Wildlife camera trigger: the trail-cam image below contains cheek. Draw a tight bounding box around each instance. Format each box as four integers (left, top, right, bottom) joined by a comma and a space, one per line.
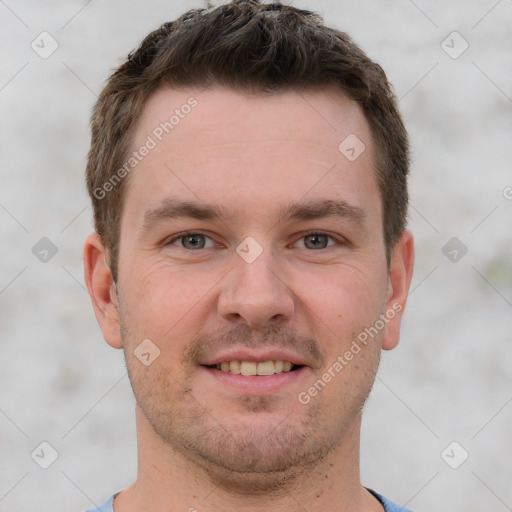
291, 267, 388, 377
295, 264, 387, 334
121, 260, 220, 344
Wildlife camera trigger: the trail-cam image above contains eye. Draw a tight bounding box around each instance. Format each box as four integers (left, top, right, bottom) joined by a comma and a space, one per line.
168, 233, 217, 250
294, 232, 339, 250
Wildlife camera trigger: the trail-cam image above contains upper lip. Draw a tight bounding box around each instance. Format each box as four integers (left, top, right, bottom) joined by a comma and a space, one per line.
200, 348, 312, 368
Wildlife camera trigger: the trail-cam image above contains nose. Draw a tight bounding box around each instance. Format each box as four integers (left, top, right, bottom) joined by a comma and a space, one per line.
217, 249, 295, 330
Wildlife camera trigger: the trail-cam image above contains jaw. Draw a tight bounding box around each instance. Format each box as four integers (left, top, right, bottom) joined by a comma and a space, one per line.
134, 399, 364, 500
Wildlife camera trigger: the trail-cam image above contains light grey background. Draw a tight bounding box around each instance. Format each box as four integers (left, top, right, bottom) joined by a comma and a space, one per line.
1, 1, 511, 511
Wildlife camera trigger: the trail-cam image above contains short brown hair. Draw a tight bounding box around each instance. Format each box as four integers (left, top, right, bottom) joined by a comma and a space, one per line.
86, 0, 409, 283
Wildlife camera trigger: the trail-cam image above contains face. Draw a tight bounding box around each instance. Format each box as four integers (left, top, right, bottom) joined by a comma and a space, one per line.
95, 87, 409, 487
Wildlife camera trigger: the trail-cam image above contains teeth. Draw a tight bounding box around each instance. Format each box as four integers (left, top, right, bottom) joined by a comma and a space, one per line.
214, 360, 297, 375
240, 361, 257, 376
256, 361, 275, 376
230, 360, 241, 374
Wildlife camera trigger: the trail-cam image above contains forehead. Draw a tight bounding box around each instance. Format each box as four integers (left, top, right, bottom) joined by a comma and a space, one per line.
124, 86, 379, 227
134, 85, 371, 154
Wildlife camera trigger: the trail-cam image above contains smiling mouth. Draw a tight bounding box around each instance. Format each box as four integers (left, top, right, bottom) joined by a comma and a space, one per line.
204, 360, 303, 376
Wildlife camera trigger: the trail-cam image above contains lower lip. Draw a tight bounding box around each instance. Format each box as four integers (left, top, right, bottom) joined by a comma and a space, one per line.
199, 366, 309, 394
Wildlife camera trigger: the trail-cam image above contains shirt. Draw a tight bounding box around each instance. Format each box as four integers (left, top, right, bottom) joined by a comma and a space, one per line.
84, 489, 414, 512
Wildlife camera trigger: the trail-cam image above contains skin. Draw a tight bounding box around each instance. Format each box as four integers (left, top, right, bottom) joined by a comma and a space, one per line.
84, 86, 414, 512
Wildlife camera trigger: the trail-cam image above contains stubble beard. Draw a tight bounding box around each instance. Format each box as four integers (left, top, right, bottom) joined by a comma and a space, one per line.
119, 313, 381, 494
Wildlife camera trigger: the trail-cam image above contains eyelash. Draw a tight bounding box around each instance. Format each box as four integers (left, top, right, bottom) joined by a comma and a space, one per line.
165, 231, 219, 249
165, 231, 345, 250
292, 230, 343, 249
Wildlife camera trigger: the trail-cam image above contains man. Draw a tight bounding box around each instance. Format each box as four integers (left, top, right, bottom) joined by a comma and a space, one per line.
83, 1, 415, 511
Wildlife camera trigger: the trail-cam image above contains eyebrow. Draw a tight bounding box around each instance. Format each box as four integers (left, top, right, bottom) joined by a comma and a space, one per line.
142, 198, 230, 230
277, 199, 366, 225
141, 197, 366, 231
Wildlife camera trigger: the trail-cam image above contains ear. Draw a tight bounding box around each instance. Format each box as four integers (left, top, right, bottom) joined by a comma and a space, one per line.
381, 229, 415, 351
83, 232, 123, 349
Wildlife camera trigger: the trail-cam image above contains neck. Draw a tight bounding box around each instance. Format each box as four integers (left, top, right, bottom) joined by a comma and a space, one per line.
113, 406, 383, 512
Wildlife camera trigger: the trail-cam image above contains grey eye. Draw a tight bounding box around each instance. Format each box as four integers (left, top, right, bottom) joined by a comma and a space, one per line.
181, 234, 206, 249
303, 234, 329, 249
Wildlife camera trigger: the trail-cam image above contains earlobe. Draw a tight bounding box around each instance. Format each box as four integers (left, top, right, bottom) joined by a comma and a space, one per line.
83, 233, 123, 349
381, 230, 415, 351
